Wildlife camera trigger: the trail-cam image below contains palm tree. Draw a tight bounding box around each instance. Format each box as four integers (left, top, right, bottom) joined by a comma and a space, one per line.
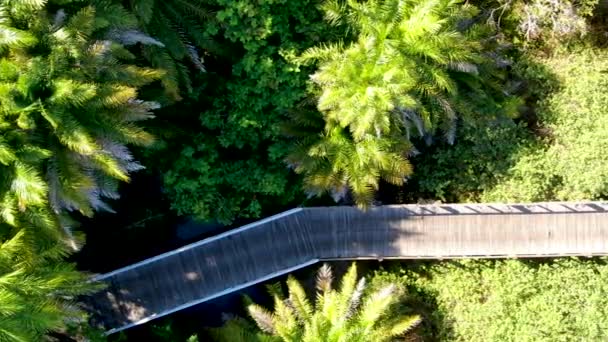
287, 122, 413, 205
290, 0, 515, 206
0, 230, 100, 341
124, 0, 217, 101
0, 0, 161, 245
0, 3, 141, 338
304, 0, 502, 142
211, 263, 421, 342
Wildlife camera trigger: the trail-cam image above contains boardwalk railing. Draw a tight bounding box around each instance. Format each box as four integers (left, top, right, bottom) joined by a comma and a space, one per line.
86, 202, 608, 334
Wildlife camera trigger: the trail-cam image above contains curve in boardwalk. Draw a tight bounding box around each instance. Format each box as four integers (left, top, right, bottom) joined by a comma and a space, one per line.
87, 202, 608, 334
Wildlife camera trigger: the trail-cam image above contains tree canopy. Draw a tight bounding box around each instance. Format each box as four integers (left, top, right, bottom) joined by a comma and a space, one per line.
158, 0, 336, 223
0, 231, 99, 341
288, 0, 519, 205
211, 263, 421, 342
0, 0, 161, 243
0, 0, 607, 339
0, 0, 159, 338
122, 0, 214, 102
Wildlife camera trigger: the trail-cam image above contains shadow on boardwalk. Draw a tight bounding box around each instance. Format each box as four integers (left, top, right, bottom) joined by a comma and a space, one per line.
84, 202, 608, 334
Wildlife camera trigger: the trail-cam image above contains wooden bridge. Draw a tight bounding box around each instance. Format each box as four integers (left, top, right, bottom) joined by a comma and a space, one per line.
86, 201, 608, 334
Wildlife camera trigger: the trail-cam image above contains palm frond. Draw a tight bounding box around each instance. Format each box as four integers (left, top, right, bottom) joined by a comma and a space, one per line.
316, 263, 333, 294
286, 276, 313, 321
248, 304, 276, 335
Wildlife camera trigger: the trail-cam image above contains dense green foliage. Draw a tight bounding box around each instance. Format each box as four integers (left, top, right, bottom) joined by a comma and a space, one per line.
288, 0, 518, 205
413, 118, 532, 202
0, 231, 99, 341
373, 258, 608, 341
137, 0, 608, 221
123, 0, 213, 101
417, 48, 608, 202
0, 0, 160, 242
211, 263, 420, 342
1, 0, 607, 339
482, 49, 608, 201
0, 0, 158, 339
158, 0, 335, 223
506, 0, 598, 46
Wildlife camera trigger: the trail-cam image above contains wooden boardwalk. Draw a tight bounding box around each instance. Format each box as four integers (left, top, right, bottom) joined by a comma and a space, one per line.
86, 202, 608, 334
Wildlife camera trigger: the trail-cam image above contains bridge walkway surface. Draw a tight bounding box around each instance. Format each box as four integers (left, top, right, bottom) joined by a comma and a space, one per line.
85, 202, 608, 334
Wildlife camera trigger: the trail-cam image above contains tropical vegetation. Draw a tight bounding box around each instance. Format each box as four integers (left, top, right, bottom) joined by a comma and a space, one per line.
0, 230, 99, 341
0, 0, 156, 338
121, 0, 212, 102
0, 0, 160, 242
415, 45, 608, 203
373, 258, 608, 341
289, 0, 519, 205
0, 0, 606, 339
210, 263, 421, 342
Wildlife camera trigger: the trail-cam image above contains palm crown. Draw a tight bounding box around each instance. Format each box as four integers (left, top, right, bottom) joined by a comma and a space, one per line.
212, 263, 421, 342
289, 0, 514, 205
304, 0, 490, 142
0, 0, 161, 245
0, 230, 99, 341
286, 114, 413, 206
